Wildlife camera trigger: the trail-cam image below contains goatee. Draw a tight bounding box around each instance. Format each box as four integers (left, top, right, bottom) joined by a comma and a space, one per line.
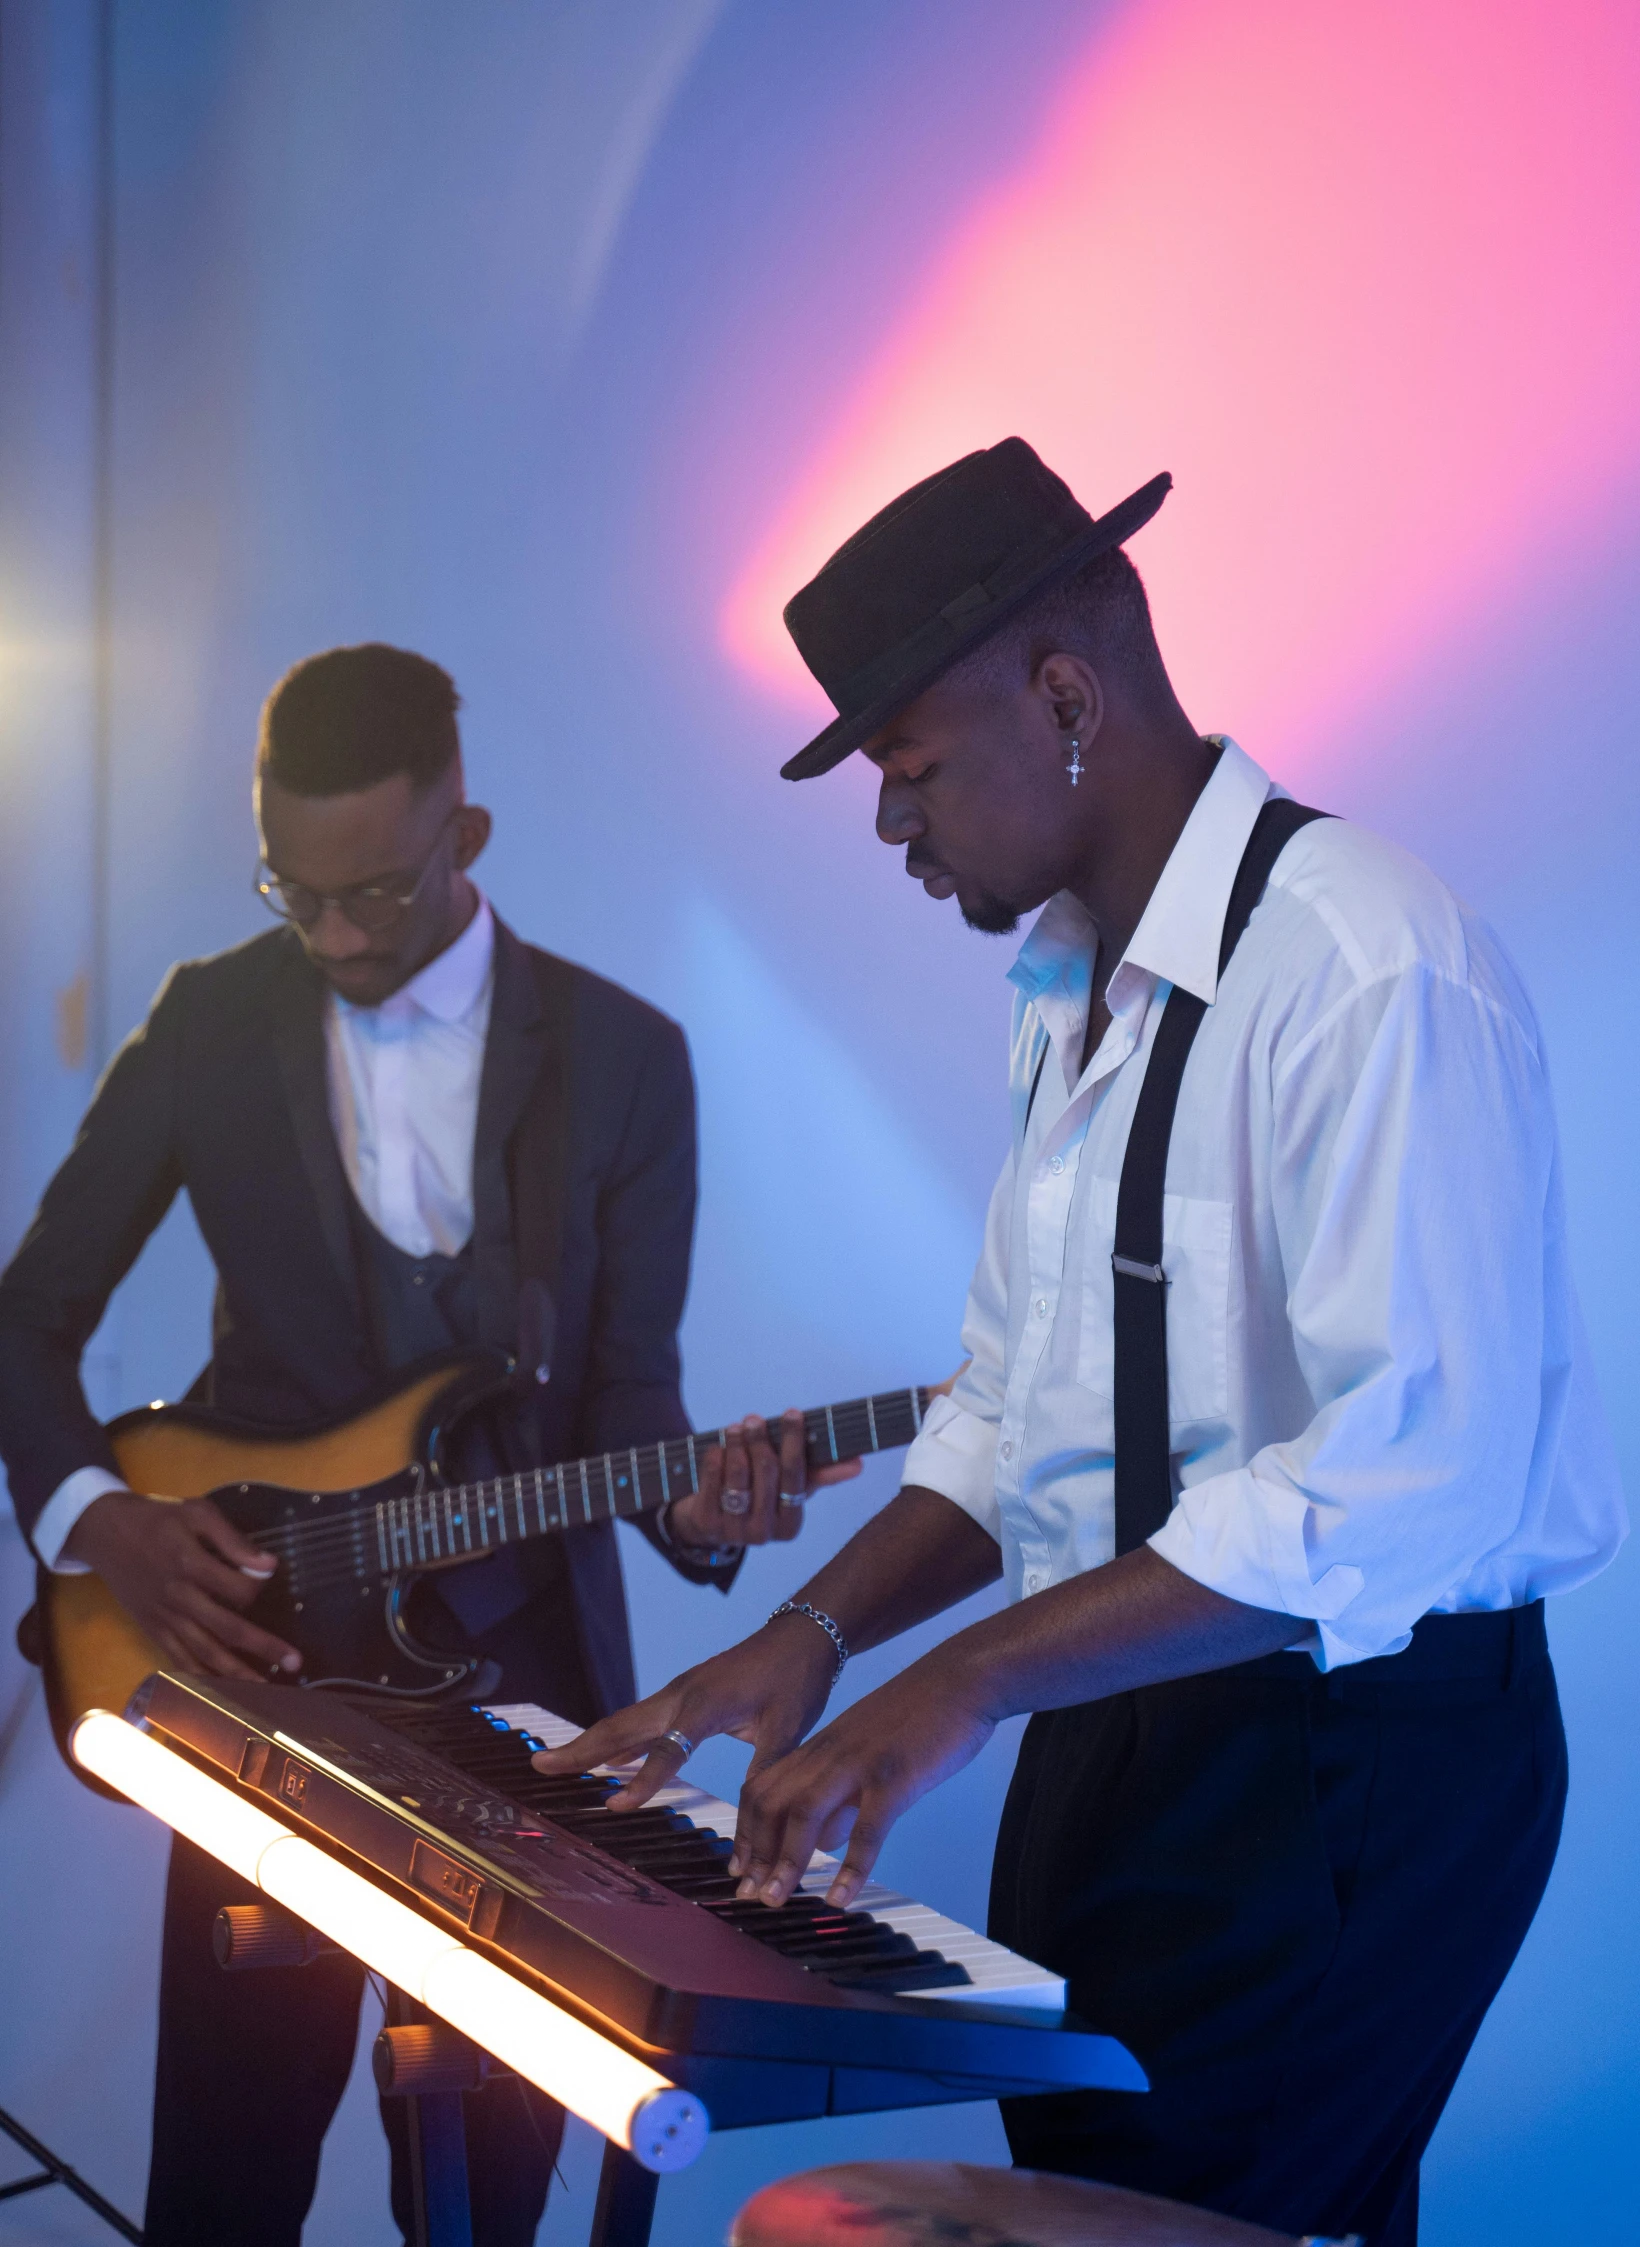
961, 894, 1021, 937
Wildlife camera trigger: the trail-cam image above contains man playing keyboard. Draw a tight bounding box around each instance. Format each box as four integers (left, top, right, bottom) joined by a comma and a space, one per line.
536, 441, 1625, 2246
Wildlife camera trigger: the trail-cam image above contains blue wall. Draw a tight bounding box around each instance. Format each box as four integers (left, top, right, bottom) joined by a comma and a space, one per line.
0, 4, 1633, 2240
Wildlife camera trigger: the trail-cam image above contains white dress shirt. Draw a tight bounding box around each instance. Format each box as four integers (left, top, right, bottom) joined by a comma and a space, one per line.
32, 897, 496, 1572
901, 740, 1625, 1668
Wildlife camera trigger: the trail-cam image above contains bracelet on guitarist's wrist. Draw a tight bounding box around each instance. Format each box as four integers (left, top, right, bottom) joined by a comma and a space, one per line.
769, 1599, 849, 1684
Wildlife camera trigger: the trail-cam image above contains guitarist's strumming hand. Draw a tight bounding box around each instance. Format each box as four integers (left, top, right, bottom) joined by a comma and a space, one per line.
665, 1409, 861, 1549
63, 1491, 303, 1680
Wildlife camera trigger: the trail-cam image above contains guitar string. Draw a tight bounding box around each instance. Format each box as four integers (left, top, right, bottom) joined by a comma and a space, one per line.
252, 1396, 920, 1583
259, 1419, 915, 1600
243, 1394, 916, 1565
245, 1393, 928, 1594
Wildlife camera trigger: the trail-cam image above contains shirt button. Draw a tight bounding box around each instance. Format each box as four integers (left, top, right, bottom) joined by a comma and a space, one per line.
1049, 1155, 1065, 1175
999, 1439, 1014, 1462
1034, 1297, 1049, 1317
1025, 1571, 1045, 1595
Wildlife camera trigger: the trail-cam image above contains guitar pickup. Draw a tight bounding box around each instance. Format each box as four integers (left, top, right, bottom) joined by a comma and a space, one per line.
410, 1838, 502, 1937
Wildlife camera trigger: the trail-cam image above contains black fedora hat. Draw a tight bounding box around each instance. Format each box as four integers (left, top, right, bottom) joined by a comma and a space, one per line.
780, 438, 1171, 782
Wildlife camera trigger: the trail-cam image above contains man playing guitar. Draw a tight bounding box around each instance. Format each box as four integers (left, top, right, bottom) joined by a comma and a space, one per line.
0, 642, 845, 2246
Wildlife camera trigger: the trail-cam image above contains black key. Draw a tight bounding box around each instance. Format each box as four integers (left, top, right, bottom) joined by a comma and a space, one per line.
827, 1955, 973, 1993
776, 1931, 918, 1965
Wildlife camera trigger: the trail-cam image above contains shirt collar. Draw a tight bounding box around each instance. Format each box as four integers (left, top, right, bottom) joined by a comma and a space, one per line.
342, 892, 495, 1025
1008, 738, 1275, 1012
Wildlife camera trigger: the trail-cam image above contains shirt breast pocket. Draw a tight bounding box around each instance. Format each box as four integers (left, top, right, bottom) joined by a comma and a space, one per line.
1075, 1176, 1234, 1428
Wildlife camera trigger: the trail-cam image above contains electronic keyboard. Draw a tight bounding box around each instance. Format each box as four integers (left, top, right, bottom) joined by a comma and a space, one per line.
134, 1672, 1143, 2128
488, 1700, 1070, 2014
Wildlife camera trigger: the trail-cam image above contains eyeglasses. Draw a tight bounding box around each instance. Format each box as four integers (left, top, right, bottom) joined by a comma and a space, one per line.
255, 814, 456, 933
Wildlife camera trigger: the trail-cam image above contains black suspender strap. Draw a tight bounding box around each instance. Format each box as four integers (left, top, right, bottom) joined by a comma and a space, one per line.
1112, 798, 1330, 1556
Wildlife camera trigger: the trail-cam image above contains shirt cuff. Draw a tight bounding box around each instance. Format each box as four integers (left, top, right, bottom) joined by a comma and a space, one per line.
31, 1467, 129, 1574
902, 1395, 1003, 1543
1148, 1463, 1382, 1670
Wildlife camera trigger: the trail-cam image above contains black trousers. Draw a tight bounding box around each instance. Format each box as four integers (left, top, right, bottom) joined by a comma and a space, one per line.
143, 1592, 600, 2247
990, 1605, 1566, 2247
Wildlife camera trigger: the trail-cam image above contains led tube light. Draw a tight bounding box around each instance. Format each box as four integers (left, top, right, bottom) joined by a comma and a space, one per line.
70, 1711, 709, 2173
421, 1946, 707, 2171
72, 1708, 291, 1879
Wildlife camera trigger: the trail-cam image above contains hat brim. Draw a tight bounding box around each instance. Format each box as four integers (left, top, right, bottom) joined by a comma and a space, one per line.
779, 471, 1172, 782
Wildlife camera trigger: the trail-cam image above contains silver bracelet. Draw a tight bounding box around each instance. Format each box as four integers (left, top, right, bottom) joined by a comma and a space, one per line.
769, 1599, 849, 1683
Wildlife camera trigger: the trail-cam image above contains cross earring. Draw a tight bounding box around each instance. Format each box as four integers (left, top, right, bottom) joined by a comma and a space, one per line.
1068, 737, 1083, 786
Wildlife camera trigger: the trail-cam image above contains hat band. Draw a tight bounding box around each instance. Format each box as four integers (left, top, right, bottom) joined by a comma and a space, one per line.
822, 512, 1094, 721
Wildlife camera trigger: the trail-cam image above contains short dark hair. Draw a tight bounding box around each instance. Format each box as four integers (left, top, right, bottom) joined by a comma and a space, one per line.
945, 547, 1167, 703
257, 643, 462, 796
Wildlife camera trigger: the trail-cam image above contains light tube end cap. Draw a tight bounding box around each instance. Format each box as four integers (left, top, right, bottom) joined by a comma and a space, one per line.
629, 2087, 708, 2172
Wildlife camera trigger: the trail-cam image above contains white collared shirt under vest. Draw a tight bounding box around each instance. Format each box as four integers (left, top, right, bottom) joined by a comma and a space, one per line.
900, 738, 1625, 1667
34, 896, 498, 1573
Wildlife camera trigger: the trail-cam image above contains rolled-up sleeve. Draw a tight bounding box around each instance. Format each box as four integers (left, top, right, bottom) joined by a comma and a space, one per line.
1150, 963, 1617, 1666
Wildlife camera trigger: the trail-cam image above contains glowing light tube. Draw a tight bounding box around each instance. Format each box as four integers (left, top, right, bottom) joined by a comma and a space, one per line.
72, 1708, 291, 1880
421, 1947, 707, 2171
70, 1712, 709, 2172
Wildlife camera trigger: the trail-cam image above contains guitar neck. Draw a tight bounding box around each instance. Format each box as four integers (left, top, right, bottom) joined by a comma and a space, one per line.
383, 1387, 934, 1571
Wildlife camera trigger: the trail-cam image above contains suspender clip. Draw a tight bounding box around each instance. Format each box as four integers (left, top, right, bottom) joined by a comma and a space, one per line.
1112, 1254, 1167, 1284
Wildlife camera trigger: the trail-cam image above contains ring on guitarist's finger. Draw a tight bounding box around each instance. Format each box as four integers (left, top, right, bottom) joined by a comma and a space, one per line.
722, 1488, 751, 1515
658, 1729, 694, 1762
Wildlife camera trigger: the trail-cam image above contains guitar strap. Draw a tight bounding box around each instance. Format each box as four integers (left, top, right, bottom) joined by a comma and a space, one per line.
1112, 797, 1329, 1555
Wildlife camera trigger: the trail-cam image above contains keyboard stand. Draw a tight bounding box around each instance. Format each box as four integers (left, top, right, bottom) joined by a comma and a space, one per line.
385, 1987, 475, 2247
591, 2143, 661, 2247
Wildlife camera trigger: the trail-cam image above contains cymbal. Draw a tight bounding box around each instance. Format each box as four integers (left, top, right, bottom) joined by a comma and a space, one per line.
731, 2161, 1307, 2247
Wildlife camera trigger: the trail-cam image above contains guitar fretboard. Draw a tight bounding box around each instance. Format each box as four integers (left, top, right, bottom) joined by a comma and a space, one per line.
285, 1387, 932, 1585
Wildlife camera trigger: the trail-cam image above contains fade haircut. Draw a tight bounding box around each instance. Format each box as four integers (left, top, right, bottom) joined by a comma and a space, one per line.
943, 546, 1167, 706
257, 643, 462, 797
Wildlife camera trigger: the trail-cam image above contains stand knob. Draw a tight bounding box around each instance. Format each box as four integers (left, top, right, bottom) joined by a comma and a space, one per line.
212, 1903, 336, 1971
373, 2023, 511, 2098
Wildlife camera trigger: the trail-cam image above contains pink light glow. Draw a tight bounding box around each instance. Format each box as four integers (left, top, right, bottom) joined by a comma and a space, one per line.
722, 0, 1640, 772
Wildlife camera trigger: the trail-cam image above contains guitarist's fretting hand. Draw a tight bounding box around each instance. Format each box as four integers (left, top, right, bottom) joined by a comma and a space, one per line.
666, 1410, 861, 1549
63, 1491, 302, 1680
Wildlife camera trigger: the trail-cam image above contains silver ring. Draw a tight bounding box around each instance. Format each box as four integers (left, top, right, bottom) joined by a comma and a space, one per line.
721, 1487, 751, 1515
659, 1729, 694, 1761
778, 1489, 804, 1508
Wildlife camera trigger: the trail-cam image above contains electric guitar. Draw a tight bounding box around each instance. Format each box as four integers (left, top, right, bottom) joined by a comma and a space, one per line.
32, 1350, 934, 1769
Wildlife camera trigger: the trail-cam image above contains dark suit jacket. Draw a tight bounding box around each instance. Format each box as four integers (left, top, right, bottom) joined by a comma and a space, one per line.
0, 914, 727, 1719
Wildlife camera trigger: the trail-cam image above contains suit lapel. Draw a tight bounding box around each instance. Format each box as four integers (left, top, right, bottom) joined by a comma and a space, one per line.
269, 936, 363, 1318
472, 918, 556, 1354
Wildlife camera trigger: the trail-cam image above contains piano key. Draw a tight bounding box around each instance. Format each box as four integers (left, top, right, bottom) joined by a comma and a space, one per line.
486, 1701, 1067, 2014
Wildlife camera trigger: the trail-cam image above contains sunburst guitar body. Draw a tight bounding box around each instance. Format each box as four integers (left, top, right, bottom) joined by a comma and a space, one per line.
34, 1352, 505, 1775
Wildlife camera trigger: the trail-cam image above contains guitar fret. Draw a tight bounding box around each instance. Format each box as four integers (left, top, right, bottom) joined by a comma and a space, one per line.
629, 1447, 641, 1513
658, 1440, 671, 1504
603, 1454, 615, 1518
866, 1395, 878, 1450
375, 1503, 389, 1575
825, 1404, 838, 1463
441, 1488, 455, 1556
685, 1433, 698, 1494
533, 1467, 547, 1534
513, 1474, 525, 1540
578, 1458, 591, 1524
